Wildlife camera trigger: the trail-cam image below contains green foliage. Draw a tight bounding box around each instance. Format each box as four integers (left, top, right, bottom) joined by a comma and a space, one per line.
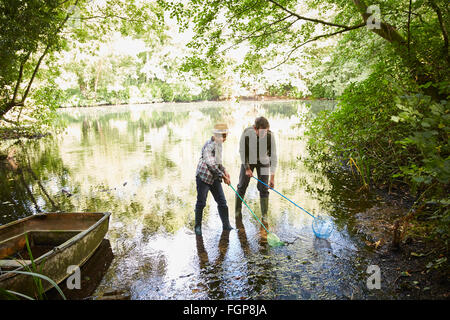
306, 68, 449, 238
307, 68, 398, 177
307, 83, 335, 100
160, 0, 449, 100
0, 0, 78, 118
0, 234, 66, 300
0, 0, 168, 131
392, 92, 450, 189
267, 82, 304, 99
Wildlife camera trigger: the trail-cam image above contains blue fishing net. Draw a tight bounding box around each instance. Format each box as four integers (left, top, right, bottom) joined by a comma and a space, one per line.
312, 216, 334, 239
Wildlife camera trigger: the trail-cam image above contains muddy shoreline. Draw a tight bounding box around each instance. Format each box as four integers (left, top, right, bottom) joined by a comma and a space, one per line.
349, 184, 449, 299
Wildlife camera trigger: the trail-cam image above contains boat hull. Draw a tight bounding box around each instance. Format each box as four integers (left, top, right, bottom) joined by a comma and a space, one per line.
0, 212, 110, 298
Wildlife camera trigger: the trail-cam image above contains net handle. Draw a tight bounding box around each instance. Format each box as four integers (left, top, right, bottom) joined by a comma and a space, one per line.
228, 184, 270, 234
251, 176, 316, 219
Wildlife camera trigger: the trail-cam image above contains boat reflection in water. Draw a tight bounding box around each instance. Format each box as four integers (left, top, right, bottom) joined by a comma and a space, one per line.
46, 239, 114, 300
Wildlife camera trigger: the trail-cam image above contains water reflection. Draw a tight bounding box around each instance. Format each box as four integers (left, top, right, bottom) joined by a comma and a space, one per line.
0, 100, 395, 299
46, 239, 114, 300
195, 231, 231, 299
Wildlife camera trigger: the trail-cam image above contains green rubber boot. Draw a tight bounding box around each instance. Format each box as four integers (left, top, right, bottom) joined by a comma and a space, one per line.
194, 210, 203, 236
218, 206, 233, 231
260, 197, 269, 218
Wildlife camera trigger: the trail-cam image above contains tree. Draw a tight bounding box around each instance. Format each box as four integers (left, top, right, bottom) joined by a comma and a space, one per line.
0, 0, 80, 120
0, 0, 163, 122
161, 0, 449, 99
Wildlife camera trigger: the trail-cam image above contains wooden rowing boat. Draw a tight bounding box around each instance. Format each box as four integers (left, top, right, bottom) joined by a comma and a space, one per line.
0, 212, 110, 297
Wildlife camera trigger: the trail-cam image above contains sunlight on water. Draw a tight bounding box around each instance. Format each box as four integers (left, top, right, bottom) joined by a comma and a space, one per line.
0, 100, 396, 299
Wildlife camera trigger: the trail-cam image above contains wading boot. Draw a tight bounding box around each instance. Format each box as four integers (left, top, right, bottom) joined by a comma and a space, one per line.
194, 210, 203, 236
260, 197, 269, 219
218, 206, 233, 231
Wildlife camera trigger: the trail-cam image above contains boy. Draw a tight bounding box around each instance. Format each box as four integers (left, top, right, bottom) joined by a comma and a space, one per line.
194, 123, 233, 236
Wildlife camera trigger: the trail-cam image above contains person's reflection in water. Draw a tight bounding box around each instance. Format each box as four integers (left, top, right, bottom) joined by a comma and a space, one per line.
194, 230, 230, 299
259, 216, 269, 249
235, 212, 251, 256
217, 229, 230, 261
235, 211, 275, 299
235, 207, 270, 253
257, 215, 278, 298
195, 234, 210, 270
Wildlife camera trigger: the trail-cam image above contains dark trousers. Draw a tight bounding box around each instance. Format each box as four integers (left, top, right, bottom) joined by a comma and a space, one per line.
237, 164, 270, 199
195, 176, 228, 212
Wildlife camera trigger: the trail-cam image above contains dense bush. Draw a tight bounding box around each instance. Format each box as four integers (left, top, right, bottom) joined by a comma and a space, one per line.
307, 82, 336, 100
266, 82, 304, 99
306, 68, 449, 239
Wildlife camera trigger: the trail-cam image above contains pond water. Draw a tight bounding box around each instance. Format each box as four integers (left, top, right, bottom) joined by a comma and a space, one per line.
0, 100, 397, 299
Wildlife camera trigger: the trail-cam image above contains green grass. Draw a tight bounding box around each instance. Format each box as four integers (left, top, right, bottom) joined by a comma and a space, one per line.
0, 233, 66, 300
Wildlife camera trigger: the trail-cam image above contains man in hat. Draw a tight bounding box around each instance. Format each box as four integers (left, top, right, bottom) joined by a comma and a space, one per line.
194, 123, 233, 236
236, 116, 277, 219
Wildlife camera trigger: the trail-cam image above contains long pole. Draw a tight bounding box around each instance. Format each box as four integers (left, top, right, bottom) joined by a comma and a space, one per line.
252, 176, 316, 219
228, 184, 270, 234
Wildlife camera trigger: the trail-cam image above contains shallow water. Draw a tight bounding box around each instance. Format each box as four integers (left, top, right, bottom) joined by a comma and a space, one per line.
0, 100, 397, 299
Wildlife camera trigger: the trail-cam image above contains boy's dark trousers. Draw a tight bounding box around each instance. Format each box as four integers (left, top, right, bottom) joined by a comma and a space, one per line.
235, 164, 270, 217
194, 175, 232, 235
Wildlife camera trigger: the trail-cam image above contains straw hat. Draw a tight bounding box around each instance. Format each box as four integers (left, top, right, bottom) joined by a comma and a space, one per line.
213, 123, 229, 134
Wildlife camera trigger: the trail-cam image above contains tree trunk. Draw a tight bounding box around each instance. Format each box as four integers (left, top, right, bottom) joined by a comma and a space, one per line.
1, 0, 79, 120
352, 0, 443, 100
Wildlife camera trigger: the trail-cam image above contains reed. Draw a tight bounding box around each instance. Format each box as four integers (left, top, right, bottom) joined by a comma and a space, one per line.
0, 233, 66, 300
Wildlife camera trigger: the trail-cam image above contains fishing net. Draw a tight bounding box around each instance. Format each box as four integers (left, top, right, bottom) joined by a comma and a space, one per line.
312, 216, 334, 239
229, 184, 285, 247
267, 232, 285, 247
251, 176, 335, 240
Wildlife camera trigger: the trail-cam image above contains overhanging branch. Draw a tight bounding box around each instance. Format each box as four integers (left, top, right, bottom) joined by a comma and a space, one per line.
266, 23, 366, 70
267, 0, 359, 30
352, 0, 406, 45
219, 14, 298, 53
11, 52, 31, 104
